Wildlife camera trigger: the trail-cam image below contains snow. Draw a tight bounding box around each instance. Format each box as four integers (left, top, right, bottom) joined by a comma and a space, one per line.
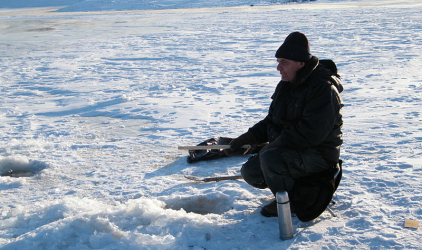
0, 0, 421, 249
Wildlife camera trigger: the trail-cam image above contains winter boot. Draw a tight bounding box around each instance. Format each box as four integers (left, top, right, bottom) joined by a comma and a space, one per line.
260, 199, 296, 217
260, 200, 278, 217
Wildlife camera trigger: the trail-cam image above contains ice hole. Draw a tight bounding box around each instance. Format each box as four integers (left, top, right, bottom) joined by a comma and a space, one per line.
0, 156, 47, 177
165, 195, 232, 215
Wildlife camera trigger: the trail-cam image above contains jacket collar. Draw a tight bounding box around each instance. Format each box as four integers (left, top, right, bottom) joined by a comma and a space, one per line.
292, 56, 319, 85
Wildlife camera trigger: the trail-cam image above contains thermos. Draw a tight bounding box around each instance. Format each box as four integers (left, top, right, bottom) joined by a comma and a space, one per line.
276, 191, 294, 240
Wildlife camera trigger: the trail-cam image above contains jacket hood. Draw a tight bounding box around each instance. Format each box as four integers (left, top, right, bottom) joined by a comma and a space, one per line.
293, 56, 343, 93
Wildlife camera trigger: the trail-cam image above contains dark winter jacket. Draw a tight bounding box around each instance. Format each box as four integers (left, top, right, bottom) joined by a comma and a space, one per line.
240, 56, 343, 164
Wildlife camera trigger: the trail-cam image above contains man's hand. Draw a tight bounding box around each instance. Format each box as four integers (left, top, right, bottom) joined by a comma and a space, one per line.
224, 139, 244, 156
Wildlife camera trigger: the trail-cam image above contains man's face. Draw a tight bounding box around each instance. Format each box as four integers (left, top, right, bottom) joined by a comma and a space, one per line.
277, 58, 305, 82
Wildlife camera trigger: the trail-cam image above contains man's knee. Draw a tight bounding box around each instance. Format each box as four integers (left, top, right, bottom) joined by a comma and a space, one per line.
259, 148, 297, 194
241, 155, 267, 189
259, 148, 290, 175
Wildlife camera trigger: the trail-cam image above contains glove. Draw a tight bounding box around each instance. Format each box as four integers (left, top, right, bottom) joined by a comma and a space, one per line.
224, 131, 258, 156
224, 138, 244, 156
230, 138, 244, 151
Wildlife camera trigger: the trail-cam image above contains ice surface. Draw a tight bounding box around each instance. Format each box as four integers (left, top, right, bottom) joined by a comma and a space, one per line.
0, 0, 421, 249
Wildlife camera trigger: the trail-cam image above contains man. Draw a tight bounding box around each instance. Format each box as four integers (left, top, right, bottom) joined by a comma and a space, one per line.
225, 32, 343, 219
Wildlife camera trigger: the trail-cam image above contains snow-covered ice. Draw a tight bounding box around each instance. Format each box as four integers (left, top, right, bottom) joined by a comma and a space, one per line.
0, 0, 421, 249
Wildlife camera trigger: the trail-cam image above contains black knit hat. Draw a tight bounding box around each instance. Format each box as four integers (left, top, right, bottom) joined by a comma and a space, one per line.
275, 32, 312, 62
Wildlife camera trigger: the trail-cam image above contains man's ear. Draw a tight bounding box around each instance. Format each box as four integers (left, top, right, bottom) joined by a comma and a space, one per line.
299, 61, 305, 69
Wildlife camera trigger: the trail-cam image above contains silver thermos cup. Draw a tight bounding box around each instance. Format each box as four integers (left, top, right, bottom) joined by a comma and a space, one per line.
276, 191, 294, 240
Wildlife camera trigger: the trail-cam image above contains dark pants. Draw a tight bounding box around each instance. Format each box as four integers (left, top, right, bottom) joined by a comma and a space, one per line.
241, 147, 331, 196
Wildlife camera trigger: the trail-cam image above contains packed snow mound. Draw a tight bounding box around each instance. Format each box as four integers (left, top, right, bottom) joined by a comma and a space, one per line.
1, 197, 215, 250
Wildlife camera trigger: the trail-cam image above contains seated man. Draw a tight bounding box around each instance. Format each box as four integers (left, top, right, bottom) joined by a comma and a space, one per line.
225, 32, 344, 219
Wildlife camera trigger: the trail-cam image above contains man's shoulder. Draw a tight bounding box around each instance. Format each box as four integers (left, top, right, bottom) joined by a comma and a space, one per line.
307, 60, 343, 92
